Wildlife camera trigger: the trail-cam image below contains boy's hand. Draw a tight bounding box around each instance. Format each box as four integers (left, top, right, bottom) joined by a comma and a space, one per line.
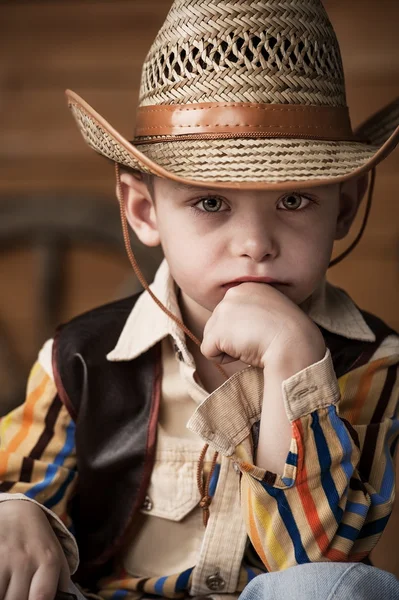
201, 282, 325, 370
0, 500, 70, 600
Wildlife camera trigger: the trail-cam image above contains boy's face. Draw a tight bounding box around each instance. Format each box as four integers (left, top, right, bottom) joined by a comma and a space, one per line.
122, 174, 362, 320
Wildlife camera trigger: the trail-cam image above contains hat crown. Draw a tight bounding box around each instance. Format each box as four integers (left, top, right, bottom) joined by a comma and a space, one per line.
139, 0, 346, 108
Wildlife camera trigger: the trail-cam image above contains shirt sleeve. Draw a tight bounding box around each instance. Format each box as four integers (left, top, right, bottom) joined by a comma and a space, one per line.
187, 341, 399, 571
0, 344, 79, 574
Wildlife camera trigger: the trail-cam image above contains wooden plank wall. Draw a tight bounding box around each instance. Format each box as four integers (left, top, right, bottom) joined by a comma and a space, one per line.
0, 0, 398, 575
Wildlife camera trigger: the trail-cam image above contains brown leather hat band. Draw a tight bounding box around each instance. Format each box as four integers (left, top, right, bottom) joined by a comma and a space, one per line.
133, 102, 355, 142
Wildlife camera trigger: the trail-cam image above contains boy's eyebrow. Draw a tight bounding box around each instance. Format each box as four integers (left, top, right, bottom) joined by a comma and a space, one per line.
170, 182, 314, 196
170, 181, 220, 193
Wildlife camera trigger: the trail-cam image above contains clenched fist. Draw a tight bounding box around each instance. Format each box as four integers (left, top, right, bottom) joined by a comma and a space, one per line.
201, 282, 325, 370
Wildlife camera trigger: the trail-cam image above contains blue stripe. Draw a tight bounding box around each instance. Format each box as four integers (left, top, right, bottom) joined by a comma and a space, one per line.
282, 477, 294, 486
286, 451, 298, 466
337, 522, 359, 541
25, 420, 76, 500
175, 566, 193, 591
311, 410, 343, 524
154, 576, 167, 595
345, 501, 368, 518
245, 566, 258, 582
261, 484, 310, 564
208, 463, 220, 497
327, 405, 356, 481
111, 591, 129, 599
44, 468, 76, 509
358, 514, 391, 539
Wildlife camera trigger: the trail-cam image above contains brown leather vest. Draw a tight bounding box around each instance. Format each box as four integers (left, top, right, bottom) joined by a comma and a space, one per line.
52, 293, 395, 587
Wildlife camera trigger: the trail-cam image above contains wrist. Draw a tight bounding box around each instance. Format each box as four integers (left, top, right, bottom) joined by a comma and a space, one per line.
263, 320, 326, 378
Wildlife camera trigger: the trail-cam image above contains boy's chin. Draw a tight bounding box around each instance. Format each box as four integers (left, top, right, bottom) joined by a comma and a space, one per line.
178, 290, 216, 315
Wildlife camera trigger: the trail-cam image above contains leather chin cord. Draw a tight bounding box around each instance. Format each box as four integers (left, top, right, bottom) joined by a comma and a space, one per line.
329, 167, 376, 268
114, 162, 376, 526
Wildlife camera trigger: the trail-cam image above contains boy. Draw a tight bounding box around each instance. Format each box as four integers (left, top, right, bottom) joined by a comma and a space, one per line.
1, 0, 399, 599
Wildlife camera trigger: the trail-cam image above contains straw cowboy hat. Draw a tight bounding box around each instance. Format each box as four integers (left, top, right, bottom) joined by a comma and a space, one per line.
66, 0, 399, 191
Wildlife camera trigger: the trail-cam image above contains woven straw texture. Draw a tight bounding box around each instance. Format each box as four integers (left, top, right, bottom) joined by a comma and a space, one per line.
71, 102, 378, 183
68, 0, 398, 186
140, 0, 346, 108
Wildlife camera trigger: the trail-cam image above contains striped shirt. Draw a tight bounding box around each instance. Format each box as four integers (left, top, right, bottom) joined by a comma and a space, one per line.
1, 260, 398, 599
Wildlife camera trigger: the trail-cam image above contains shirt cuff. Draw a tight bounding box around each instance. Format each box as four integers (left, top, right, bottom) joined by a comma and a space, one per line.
187, 348, 339, 455
0, 493, 79, 574
282, 347, 340, 421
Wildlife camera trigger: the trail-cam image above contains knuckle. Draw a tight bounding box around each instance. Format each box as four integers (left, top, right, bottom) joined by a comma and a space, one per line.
200, 342, 211, 358
40, 547, 61, 569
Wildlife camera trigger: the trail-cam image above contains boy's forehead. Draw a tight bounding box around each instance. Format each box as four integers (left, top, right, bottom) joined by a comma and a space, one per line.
162, 178, 338, 197
164, 179, 222, 194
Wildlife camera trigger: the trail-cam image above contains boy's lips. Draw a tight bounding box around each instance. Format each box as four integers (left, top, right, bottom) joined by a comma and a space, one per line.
222, 276, 288, 289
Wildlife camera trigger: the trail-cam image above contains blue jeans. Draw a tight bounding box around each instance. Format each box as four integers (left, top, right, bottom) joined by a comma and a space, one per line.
67, 563, 399, 599
238, 562, 399, 600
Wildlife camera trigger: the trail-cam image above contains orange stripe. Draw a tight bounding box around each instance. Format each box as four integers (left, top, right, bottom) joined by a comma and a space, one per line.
326, 548, 352, 562
350, 358, 386, 423
246, 485, 272, 572
295, 420, 363, 562
0, 372, 49, 474
294, 420, 332, 556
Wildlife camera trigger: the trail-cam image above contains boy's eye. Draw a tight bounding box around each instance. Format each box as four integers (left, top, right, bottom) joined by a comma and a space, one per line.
195, 197, 225, 212
278, 193, 311, 210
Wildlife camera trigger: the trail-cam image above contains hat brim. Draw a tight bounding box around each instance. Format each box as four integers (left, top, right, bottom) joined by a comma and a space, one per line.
66, 89, 399, 191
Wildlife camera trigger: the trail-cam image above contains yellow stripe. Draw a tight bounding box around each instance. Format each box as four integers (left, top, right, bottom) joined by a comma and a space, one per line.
0, 363, 42, 438
0, 366, 50, 474
245, 477, 289, 571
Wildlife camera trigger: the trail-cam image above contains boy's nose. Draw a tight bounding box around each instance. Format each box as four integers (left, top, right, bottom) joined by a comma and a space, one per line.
232, 226, 278, 262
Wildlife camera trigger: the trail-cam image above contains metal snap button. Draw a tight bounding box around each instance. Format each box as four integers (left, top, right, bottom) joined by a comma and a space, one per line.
142, 495, 153, 511
206, 571, 225, 591
233, 462, 240, 474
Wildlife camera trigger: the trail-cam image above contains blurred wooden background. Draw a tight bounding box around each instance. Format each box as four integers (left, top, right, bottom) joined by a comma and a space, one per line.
0, 0, 398, 576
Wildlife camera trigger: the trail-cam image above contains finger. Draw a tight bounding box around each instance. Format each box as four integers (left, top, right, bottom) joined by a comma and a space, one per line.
201, 335, 237, 363
0, 570, 11, 600
28, 562, 60, 600
4, 569, 31, 600
201, 333, 221, 360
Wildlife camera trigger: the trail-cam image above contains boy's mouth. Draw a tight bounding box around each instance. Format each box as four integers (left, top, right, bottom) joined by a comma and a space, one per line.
222, 276, 288, 290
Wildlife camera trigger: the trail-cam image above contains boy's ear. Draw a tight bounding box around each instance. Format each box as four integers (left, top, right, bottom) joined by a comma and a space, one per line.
335, 174, 369, 240
117, 171, 161, 247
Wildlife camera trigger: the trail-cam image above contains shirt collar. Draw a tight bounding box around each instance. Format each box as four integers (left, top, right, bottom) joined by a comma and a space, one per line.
107, 259, 375, 363
107, 259, 195, 364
